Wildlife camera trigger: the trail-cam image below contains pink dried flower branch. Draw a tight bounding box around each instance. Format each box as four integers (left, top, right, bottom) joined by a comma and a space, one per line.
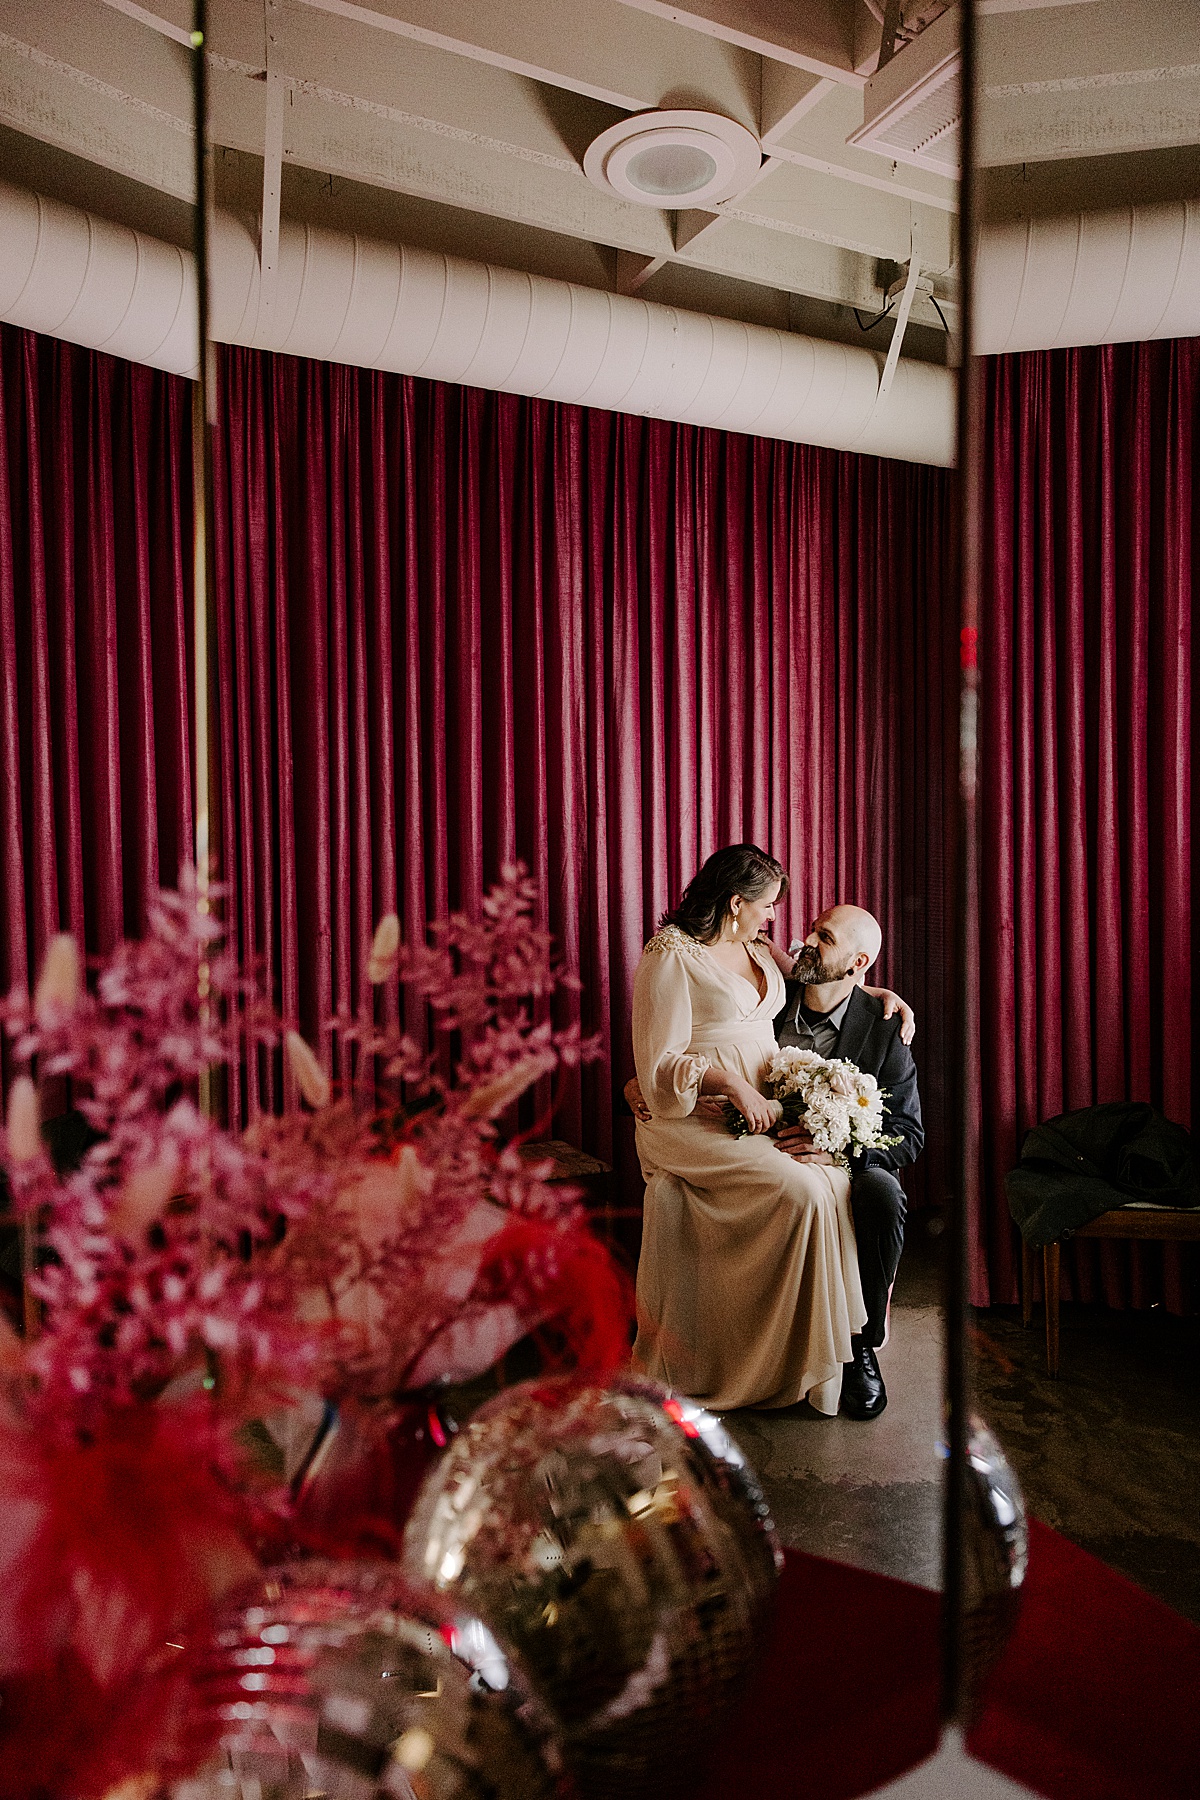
0, 875, 324, 1432
0, 860, 615, 1427
271, 862, 612, 1395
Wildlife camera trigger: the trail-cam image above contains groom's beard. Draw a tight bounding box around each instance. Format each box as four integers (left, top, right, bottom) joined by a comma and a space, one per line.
792, 945, 856, 986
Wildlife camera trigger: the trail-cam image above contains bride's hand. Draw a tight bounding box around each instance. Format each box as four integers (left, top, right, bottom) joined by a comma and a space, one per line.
728, 1079, 779, 1135
863, 984, 916, 1045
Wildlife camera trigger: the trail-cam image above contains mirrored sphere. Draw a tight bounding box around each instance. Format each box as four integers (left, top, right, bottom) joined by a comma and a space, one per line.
170, 1560, 566, 1800
402, 1375, 781, 1799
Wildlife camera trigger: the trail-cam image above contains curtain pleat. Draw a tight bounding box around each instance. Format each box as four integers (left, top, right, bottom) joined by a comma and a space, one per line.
979, 341, 1199, 1308
0, 324, 192, 1046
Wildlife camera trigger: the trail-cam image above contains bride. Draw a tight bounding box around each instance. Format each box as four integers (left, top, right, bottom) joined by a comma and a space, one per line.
631, 843, 866, 1414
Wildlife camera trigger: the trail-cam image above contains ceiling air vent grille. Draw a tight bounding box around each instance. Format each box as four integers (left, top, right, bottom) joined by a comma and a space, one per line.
847, 5, 961, 179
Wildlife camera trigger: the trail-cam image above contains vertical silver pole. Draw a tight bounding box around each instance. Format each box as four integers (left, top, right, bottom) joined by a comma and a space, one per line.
943, 0, 980, 1728
191, 0, 217, 1118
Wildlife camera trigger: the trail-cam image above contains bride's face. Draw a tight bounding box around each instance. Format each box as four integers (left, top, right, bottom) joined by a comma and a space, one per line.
729, 879, 781, 941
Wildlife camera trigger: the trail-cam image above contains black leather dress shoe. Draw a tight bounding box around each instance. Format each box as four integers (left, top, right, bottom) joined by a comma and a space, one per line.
841, 1337, 887, 1419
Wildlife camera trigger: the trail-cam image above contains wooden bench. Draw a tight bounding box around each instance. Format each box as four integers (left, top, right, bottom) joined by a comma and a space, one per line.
1022, 1207, 1200, 1377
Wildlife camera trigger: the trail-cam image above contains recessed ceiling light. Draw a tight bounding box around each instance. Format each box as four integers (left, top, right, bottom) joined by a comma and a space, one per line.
584, 111, 761, 209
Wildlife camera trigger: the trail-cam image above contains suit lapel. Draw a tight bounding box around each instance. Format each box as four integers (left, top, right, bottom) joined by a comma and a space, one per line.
835, 987, 874, 1068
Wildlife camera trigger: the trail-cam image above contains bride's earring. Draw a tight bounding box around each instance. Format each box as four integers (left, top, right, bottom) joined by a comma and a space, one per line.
730, 916, 739, 937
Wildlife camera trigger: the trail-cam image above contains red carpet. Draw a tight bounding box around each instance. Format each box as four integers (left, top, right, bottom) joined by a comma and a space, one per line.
699, 1520, 1200, 1799
968, 1521, 1200, 1799
698, 1550, 942, 1798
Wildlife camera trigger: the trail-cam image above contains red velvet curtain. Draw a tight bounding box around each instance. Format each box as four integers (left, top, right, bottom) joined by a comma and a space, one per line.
0, 325, 956, 1220
978, 340, 1199, 1308
0, 324, 193, 1036
209, 348, 958, 1209
12, 322, 1195, 1302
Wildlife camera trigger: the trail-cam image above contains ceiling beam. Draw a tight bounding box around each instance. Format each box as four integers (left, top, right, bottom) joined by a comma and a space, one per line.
297, 0, 761, 124
761, 67, 836, 140
613, 0, 863, 83
97, 0, 190, 45
615, 249, 666, 292
259, 0, 285, 331
0, 0, 192, 195
978, 0, 1200, 164
718, 158, 955, 267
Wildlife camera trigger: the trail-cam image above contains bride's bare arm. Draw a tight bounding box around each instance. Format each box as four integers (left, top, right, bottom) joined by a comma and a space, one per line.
759, 934, 915, 1046
762, 935, 795, 976
699, 1066, 776, 1134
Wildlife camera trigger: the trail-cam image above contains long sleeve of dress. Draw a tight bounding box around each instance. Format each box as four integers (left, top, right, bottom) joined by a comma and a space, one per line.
632, 944, 710, 1118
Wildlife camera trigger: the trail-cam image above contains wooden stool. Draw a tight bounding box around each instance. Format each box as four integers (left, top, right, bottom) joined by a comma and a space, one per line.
1022, 1207, 1200, 1376
515, 1139, 628, 1243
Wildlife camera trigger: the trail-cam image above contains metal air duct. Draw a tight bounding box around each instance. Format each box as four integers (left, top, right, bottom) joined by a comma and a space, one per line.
974, 200, 1200, 355
0, 179, 955, 468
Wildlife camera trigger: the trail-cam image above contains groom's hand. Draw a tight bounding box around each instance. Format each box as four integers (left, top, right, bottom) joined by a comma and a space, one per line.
623, 1076, 653, 1123
775, 1122, 838, 1167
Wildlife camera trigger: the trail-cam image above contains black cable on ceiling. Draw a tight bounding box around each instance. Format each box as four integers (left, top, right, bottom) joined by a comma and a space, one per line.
853, 299, 896, 331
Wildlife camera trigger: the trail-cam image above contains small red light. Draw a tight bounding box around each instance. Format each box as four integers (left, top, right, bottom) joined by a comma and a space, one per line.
661, 1397, 700, 1437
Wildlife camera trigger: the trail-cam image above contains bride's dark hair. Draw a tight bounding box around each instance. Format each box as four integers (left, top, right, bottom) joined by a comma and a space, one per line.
661, 843, 788, 945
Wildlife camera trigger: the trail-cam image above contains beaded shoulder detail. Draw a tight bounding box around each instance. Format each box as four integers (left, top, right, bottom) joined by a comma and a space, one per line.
643, 923, 708, 962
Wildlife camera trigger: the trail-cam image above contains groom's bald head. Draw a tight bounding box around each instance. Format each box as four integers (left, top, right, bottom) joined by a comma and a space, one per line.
824, 904, 882, 971
793, 903, 883, 987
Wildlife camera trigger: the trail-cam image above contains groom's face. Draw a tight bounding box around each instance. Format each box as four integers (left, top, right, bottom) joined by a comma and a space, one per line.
793, 910, 859, 985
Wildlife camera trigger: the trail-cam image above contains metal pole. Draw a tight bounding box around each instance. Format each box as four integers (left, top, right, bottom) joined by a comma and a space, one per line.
191, 0, 217, 1119
942, 0, 981, 1729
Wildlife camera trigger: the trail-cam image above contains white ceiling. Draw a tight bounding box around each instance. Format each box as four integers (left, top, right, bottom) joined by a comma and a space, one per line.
1, 0, 1198, 363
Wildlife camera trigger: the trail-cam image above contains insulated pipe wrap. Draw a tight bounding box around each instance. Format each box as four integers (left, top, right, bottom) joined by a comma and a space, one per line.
0, 184, 196, 373
974, 200, 1200, 355
0, 179, 957, 463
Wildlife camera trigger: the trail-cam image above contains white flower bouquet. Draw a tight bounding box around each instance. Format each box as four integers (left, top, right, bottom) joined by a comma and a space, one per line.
724, 1046, 901, 1169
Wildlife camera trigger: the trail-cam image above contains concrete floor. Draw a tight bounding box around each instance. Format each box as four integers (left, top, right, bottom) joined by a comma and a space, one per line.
971, 1297, 1200, 1628
722, 1221, 1200, 1629
722, 1221, 946, 1593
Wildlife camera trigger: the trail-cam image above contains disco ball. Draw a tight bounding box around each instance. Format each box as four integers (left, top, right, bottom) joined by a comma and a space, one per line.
170, 1559, 566, 1800
402, 1375, 781, 1799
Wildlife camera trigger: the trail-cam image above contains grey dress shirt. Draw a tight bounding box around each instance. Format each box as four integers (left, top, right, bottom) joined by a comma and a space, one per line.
776, 987, 853, 1059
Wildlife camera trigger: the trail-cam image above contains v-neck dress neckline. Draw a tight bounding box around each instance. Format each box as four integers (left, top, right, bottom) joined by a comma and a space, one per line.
701, 938, 771, 1009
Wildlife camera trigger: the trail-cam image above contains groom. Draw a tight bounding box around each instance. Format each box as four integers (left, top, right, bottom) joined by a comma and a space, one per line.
773, 904, 923, 1420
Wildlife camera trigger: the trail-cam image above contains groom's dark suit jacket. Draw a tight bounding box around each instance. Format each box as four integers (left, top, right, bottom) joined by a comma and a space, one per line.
774, 984, 924, 1175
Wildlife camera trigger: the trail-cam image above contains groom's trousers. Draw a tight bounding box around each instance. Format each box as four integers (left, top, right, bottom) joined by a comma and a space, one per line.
849, 1167, 907, 1348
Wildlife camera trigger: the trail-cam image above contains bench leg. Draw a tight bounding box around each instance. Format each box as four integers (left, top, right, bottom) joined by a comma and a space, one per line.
1021, 1238, 1034, 1328
1044, 1241, 1061, 1378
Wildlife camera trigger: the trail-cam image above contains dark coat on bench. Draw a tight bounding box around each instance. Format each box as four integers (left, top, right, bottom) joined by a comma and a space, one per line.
1005, 1101, 1200, 1246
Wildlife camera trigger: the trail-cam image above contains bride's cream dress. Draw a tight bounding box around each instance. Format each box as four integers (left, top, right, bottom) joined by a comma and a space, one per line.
631, 924, 866, 1414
